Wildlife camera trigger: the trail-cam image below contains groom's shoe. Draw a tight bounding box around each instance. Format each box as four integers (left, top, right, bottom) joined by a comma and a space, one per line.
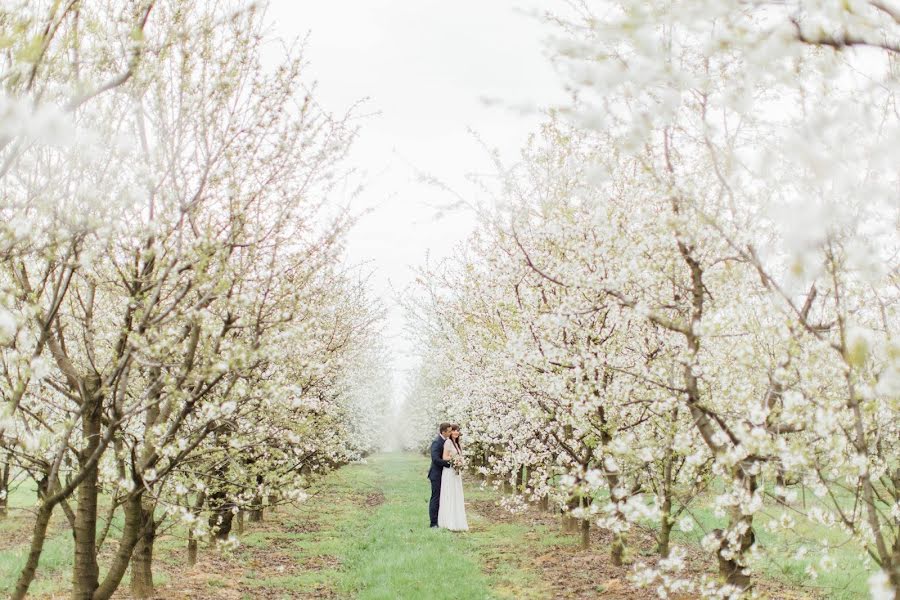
430, 524, 438, 528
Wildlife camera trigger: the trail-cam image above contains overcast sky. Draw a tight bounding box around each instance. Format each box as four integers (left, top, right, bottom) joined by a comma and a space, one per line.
266, 0, 565, 403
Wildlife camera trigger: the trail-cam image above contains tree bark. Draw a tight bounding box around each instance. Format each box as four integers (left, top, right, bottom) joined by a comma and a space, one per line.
0, 460, 10, 519
658, 515, 673, 559
11, 389, 118, 600
716, 470, 756, 590
129, 503, 156, 599
656, 430, 676, 559
186, 490, 205, 567
72, 388, 102, 600
187, 529, 198, 567
209, 493, 235, 541
248, 485, 263, 522
11, 504, 54, 600
561, 511, 574, 533
611, 534, 625, 566
889, 544, 899, 597
658, 497, 673, 558
580, 516, 590, 549
562, 496, 579, 533
673, 226, 756, 589
93, 492, 145, 600
775, 468, 788, 506
717, 535, 752, 590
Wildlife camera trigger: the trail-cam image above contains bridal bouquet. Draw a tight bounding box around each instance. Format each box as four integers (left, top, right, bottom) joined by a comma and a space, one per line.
450, 454, 466, 473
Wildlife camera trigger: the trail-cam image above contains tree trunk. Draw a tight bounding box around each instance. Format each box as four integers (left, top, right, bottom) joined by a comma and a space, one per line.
209, 496, 235, 541
562, 496, 579, 533
539, 495, 549, 511
236, 510, 244, 536
186, 490, 205, 567
0, 460, 10, 519
187, 530, 198, 567
481, 450, 491, 482
717, 477, 756, 591
775, 468, 788, 506
658, 517, 673, 559
579, 495, 591, 549
658, 436, 675, 558
249, 490, 263, 522
72, 391, 102, 600
129, 502, 156, 599
561, 512, 572, 533
888, 545, 900, 598
11, 504, 54, 600
611, 533, 625, 566
580, 517, 590, 549
218, 509, 235, 540
93, 492, 145, 600
658, 497, 673, 558
717, 537, 752, 590
473, 450, 485, 480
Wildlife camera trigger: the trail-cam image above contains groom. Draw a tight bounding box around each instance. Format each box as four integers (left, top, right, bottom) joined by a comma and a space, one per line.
427, 422, 453, 527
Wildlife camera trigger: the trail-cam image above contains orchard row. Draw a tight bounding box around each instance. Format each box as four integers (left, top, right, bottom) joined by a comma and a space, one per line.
402, 2, 899, 598
0, 2, 389, 599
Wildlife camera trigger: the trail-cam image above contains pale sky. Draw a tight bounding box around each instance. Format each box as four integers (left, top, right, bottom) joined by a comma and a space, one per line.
266, 0, 565, 403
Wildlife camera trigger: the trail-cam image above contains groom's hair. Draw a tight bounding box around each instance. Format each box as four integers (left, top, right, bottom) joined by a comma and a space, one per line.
439, 422, 452, 434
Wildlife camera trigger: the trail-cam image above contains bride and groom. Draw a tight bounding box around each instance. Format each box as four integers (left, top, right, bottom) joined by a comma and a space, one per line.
427, 422, 469, 531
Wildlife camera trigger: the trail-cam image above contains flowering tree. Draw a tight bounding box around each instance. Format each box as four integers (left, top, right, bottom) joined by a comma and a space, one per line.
545, 0, 898, 594
405, 1, 898, 597
404, 125, 716, 566
0, 1, 386, 599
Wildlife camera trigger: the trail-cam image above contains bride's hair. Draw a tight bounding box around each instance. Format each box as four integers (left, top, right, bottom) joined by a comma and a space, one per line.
450, 424, 462, 453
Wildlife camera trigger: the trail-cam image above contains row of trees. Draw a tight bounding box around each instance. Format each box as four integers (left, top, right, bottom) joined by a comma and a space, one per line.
403, 1, 898, 598
0, 1, 388, 599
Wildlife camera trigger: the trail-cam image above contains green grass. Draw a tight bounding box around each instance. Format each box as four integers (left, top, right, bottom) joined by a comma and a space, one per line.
671, 500, 869, 599
0, 481, 133, 598
2, 454, 863, 599
538, 470, 869, 599
238, 452, 561, 599
237, 461, 379, 595
0, 532, 74, 597
0, 481, 74, 597
338, 453, 493, 599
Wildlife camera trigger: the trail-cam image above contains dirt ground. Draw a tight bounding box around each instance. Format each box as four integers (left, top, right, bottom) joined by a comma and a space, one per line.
471, 499, 815, 600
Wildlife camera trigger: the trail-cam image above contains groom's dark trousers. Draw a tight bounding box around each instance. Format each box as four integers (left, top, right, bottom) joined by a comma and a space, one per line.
427, 435, 452, 527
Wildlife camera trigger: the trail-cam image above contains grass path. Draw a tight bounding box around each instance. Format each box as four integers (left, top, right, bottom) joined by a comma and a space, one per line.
148, 451, 559, 599
340, 453, 494, 598
265, 451, 558, 599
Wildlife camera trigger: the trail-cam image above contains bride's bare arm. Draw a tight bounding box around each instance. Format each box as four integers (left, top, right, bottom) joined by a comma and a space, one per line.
442, 439, 452, 460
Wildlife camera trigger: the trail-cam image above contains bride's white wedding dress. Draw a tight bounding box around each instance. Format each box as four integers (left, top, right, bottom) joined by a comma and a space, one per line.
438, 439, 469, 531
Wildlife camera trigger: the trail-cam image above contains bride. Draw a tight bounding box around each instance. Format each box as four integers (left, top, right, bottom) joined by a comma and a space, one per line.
438, 424, 469, 531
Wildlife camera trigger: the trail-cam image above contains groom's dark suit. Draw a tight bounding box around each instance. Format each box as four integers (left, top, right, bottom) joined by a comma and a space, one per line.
427, 434, 452, 527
